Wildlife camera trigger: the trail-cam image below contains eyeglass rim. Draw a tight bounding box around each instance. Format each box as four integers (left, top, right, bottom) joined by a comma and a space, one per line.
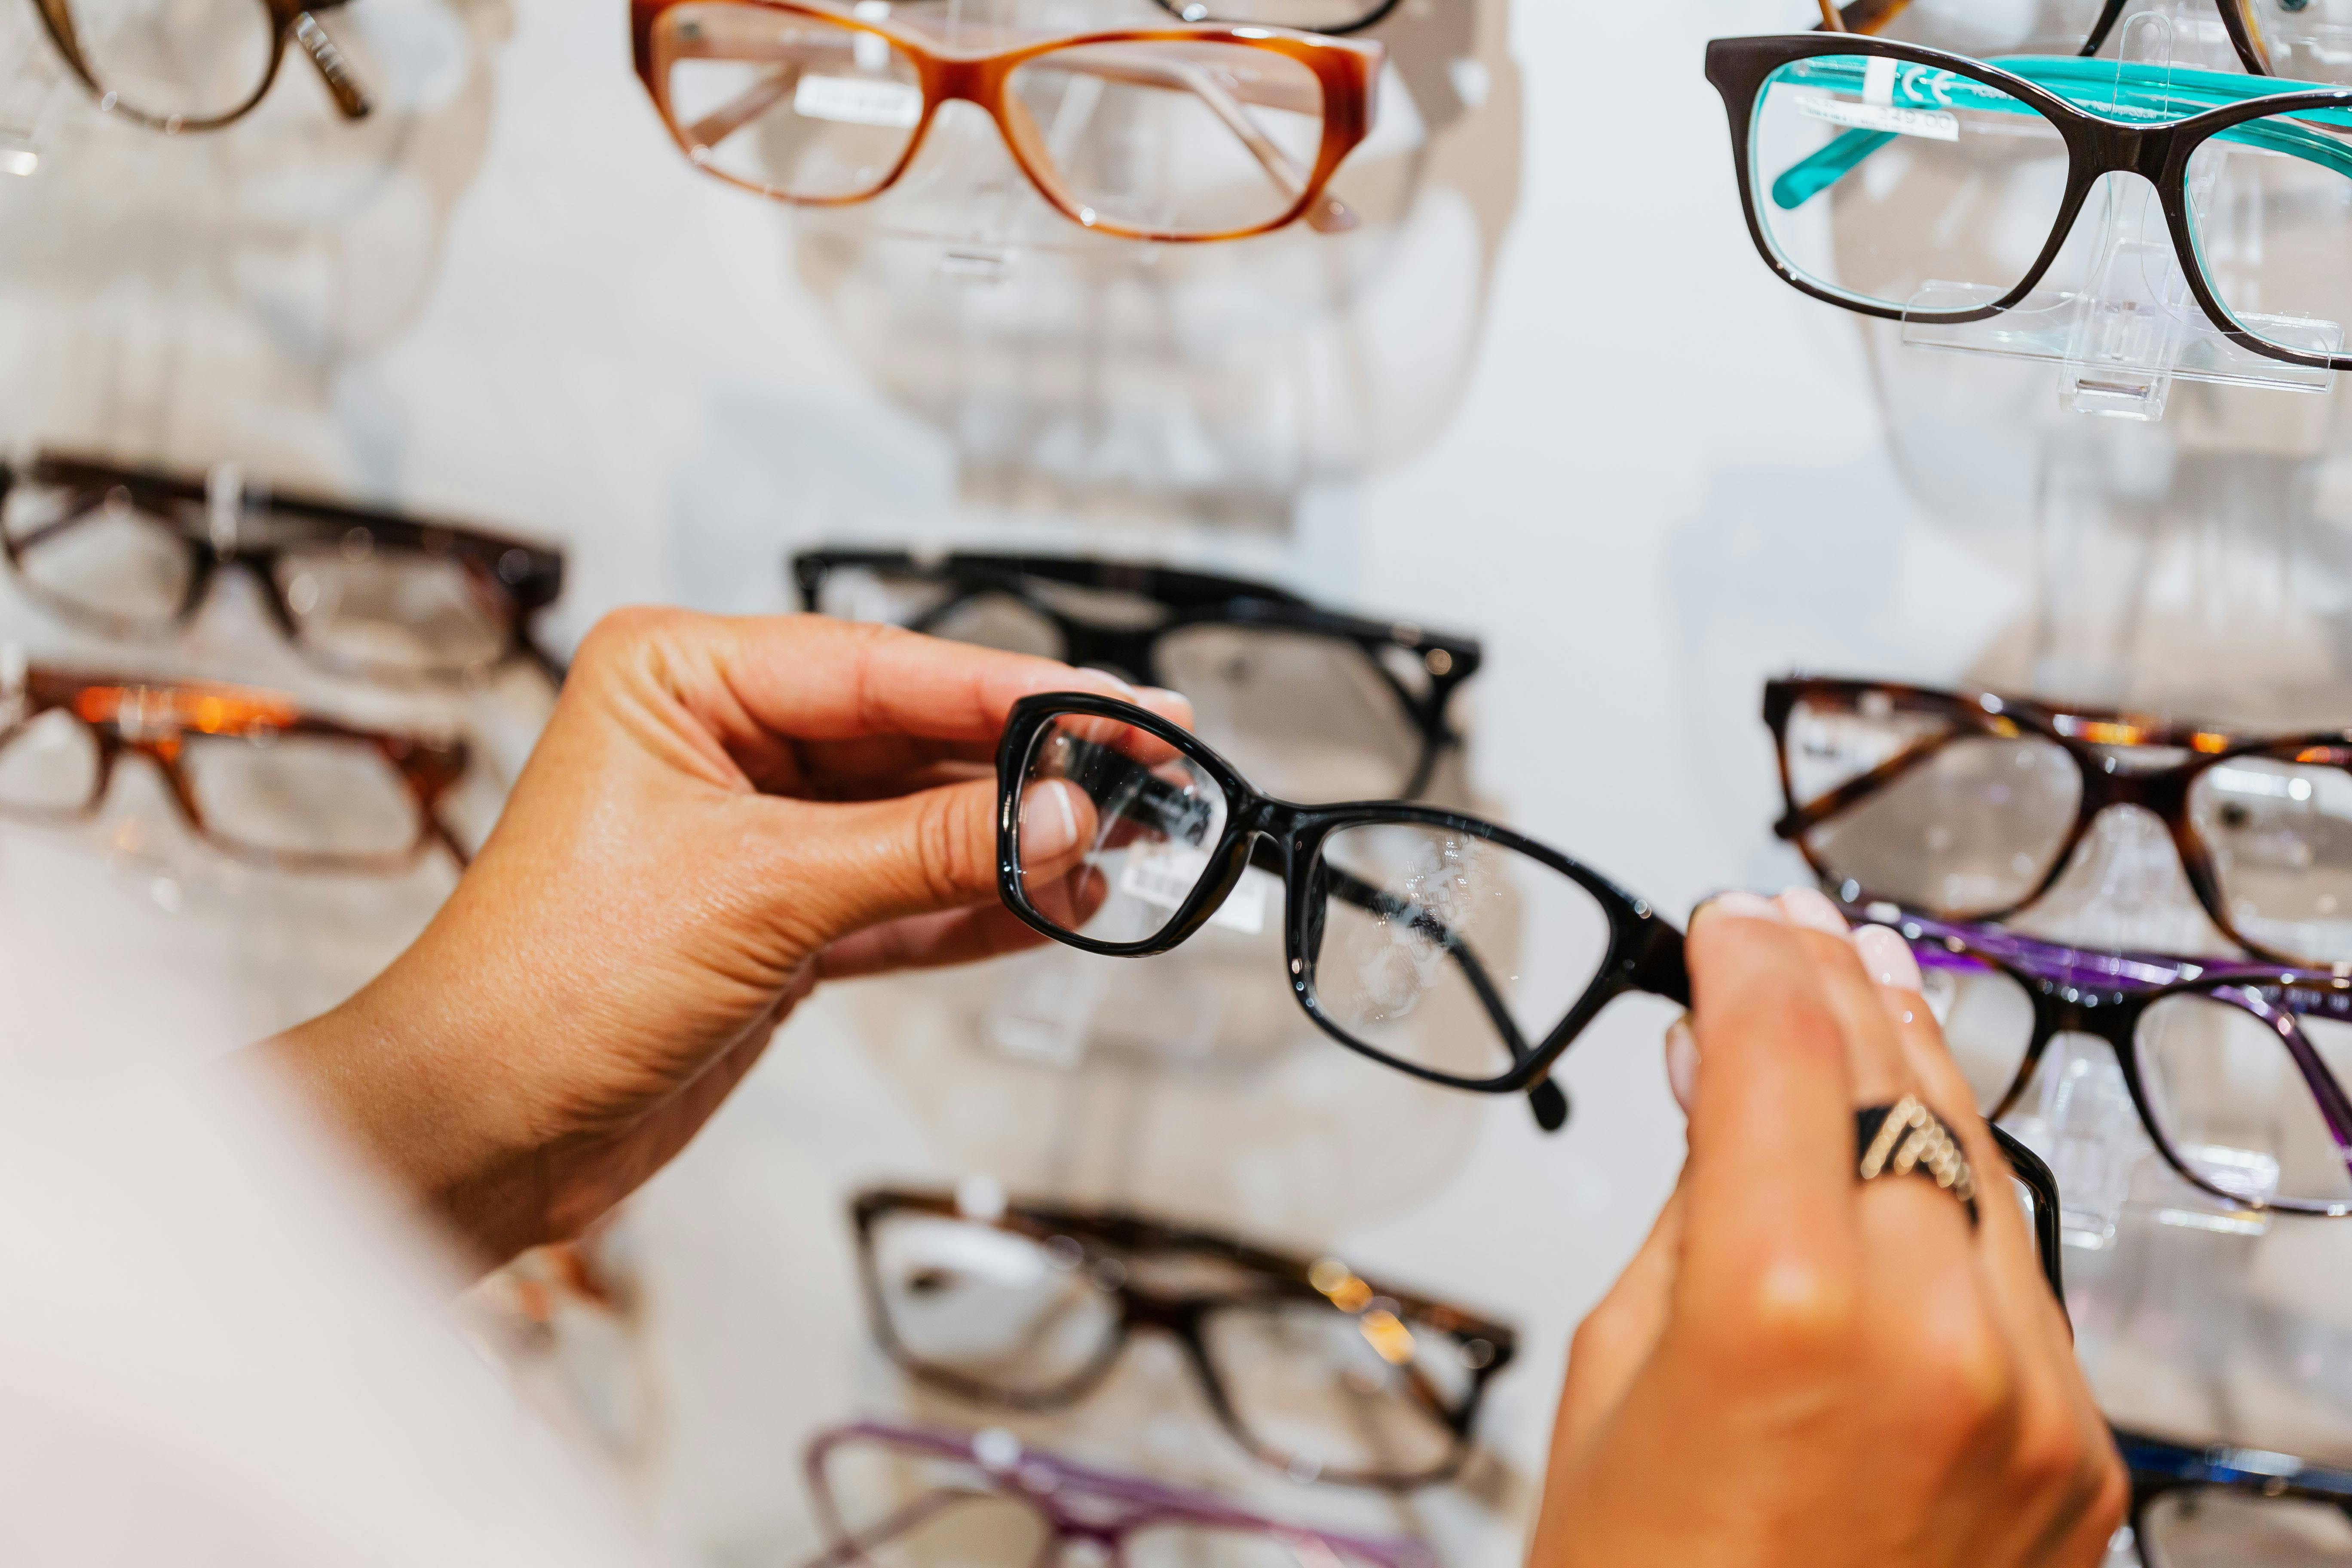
846, 1185, 1515, 1488
1877, 905, 2352, 1218
1704, 32, 2352, 373
993, 690, 1687, 1093
1764, 674, 2352, 969
1145, 0, 1407, 39
0, 662, 471, 873
628, 0, 1384, 243
1823, 0, 2277, 80
28, 0, 369, 133
793, 547, 1480, 797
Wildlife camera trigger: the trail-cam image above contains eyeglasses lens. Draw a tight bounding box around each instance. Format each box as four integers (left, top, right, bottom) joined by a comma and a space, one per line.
1156, 625, 1423, 803
273, 549, 512, 680
0, 710, 101, 816
1748, 53, 2070, 317
1303, 822, 1606, 1085
925, 594, 1066, 661
1785, 695, 2081, 914
61, 0, 276, 124
1202, 1298, 1472, 1482
2184, 104, 2352, 365
180, 732, 421, 861
818, 1437, 1054, 1568
657, 2, 923, 202
1915, 951, 2037, 1112
1014, 713, 1230, 946
1005, 41, 1326, 238
2190, 753, 2352, 965
2134, 988, 2352, 1209
2138, 1483, 2352, 1567
7, 483, 192, 629
867, 1211, 1120, 1396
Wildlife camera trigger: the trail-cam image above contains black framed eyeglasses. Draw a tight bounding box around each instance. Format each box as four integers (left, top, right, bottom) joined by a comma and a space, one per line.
795, 548, 1479, 803
851, 1186, 1517, 1489
1706, 33, 2352, 374
1, 453, 566, 686
2118, 1427, 2352, 1566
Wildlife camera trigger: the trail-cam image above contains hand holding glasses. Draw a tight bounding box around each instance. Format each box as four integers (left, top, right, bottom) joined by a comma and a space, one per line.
631, 0, 1381, 240
30, 0, 371, 132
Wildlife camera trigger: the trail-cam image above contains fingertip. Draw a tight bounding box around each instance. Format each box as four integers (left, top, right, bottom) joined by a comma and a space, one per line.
1776, 885, 1850, 936
1665, 1015, 1698, 1114
1690, 889, 1782, 929
1853, 924, 1924, 993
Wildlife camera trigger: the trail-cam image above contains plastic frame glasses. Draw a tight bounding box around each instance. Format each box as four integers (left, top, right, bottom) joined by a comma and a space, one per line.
1878, 904, 2352, 1217
28, 0, 371, 133
2116, 1427, 2352, 1565
1766, 676, 2352, 968
1706, 34, 2352, 373
0, 661, 470, 873
630, 0, 1381, 241
851, 1186, 1517, 1489
0, 453, 567, 686
802, 1422, 1436, 1568
793, 548, 1479, 800
1828, 0, 2284, 79
1148, 0, 1403, 39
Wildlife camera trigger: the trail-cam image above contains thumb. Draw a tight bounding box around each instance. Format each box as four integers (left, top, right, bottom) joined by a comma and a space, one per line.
781, 770, 1096, 942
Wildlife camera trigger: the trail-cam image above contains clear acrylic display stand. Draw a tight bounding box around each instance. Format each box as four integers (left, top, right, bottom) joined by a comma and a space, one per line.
1897, 5, 2341, 421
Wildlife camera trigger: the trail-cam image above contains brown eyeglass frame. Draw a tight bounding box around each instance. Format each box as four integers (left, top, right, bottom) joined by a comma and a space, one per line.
0, 662, 470, 873
29, 0, 372, 134
1766, 675, 2352, 968
851, 1186, 1517, 1489
0, 452, 567, 686
629, 0, 1382, 243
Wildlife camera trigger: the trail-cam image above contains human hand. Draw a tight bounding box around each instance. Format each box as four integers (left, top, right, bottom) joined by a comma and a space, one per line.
260, 609, 1184, 1262
1530, 888, 2124, 1568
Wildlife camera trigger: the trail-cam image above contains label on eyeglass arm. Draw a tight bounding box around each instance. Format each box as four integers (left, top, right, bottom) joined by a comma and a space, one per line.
793, 74, 922, 129
1116, 846, 1271, 937
1797, 92, 1959, 143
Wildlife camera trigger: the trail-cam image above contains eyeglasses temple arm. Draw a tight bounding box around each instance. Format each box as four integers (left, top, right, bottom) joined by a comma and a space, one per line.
291, 12, 371, 120
1989, 1124, 2069, 1323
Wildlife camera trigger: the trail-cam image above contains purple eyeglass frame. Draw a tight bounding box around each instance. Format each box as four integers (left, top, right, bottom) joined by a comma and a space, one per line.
1856, 903, 2352, 1216
801, 1422, 1436, 1568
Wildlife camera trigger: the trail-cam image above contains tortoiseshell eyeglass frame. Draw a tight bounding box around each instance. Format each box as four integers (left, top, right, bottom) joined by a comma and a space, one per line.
1765, 675, 2352, 968
1822, 0, 2279, 80
792, 547, 1480, 800
0, 662, 470, 873
629, 0, 1381, 242
0, 453, 567, 686
28, 0, 372, 133
850, 1186, 1517, 1489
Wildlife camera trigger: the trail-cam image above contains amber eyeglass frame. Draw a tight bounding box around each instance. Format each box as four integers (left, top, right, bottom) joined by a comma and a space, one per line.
1765, 675, 2352, 967
29, 0, 372, 133
0, 662, 470, 873
628, 0, 1382, 242
852, 1186, 1518, 1489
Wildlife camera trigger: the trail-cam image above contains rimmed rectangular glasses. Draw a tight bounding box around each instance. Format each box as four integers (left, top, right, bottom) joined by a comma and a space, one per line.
1, 453, 566, 686
852, 1185, 1516, 1488
1707, 34, 2352, 371
794, 548, 1478, 802
1880, 904, 2352, 1216
802, 1421, 1435, 1568
2117, 1427, 2352, 1566
631, 0, 1381, 241
1766, 675, 2352, 968
0, 659, 470, 872
30, 0, 371, 132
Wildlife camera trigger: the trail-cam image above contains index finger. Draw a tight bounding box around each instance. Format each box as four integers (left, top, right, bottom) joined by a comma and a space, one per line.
1675, 900, 1862, 1334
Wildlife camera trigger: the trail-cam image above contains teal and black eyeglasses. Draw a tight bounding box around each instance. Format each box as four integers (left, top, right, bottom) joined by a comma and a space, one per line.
1705, 33, 2352, 372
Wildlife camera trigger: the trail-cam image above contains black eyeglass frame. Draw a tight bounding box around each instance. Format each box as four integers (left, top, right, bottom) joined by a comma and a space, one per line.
1704, 32, 2352, 374
2117, 1425, 2352, 1556
0, 453, 567, 685
850, 1186, 1518, 1489
995, 690, 1690, 1110
797, 548, 1480, 801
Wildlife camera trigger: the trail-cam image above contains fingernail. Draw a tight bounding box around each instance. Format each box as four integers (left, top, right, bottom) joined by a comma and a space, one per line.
1020, 780, 1082, 861
1853, 924, 1924, 993
1777, 885, 1850, 936
1692, 889, 1781, 926
1665, 1016, 1698, 1114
